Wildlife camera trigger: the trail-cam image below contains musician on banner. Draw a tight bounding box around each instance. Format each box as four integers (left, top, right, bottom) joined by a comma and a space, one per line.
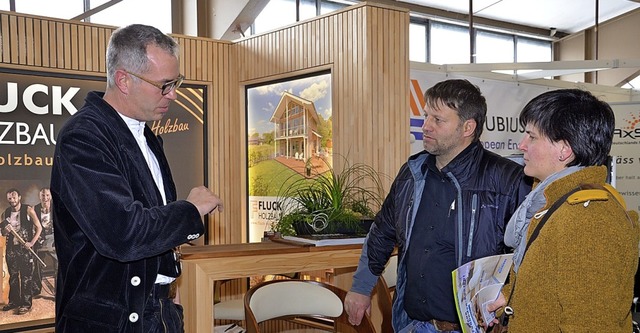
1, 188, 43, 315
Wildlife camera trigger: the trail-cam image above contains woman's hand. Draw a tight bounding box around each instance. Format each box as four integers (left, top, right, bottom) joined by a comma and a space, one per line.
485, 292, 507, 327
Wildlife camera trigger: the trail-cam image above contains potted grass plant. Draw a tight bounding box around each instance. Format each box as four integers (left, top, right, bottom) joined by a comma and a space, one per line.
273, 156, 386, 237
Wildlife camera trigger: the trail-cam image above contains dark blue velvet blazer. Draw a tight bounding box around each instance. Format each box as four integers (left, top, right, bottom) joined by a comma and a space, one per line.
51, 91, 204, 332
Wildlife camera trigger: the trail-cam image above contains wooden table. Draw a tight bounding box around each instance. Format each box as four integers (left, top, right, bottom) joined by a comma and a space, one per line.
177, 241, 364, 333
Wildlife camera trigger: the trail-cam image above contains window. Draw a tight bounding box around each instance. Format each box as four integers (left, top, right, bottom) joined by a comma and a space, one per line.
410, 17, 552, 66
409, 22, 427, 63
254, 0, 297, 34
622, 75, 640, 89
300, 0, 318, 21
430, 22, 470, 65
476, 30, 514, 63
516, 37, 552, 62
320, 0, 351, 15
13, 0, 82, 20
252, 0, 353, 35
3, 0, 171, 33
91, 0, 171, 33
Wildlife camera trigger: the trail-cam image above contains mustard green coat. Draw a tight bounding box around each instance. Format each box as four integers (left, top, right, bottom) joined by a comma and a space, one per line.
504, 166, 640, 333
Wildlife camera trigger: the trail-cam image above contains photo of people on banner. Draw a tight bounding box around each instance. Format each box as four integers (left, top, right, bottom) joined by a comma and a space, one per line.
1, 182, 54, 318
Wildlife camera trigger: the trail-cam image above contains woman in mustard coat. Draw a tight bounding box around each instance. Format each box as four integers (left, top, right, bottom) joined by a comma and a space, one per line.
489, 89, 640, 333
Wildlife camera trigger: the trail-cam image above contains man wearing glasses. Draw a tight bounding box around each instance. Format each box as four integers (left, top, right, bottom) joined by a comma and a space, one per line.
50, 24, 223, 333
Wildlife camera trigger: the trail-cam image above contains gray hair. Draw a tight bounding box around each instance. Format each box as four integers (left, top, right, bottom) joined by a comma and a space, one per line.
106, 24, 179, 87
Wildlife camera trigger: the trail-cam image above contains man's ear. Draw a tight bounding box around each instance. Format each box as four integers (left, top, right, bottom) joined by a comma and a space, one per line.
114, 70, 131, 95
463, 119, 477, 138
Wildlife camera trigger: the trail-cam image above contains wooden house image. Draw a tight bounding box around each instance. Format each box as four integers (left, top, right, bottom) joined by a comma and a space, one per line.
270, 91, 323, 161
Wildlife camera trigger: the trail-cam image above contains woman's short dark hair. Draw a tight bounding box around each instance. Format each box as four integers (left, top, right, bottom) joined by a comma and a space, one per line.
424, 79, 487, 141
519, 89, 614, 167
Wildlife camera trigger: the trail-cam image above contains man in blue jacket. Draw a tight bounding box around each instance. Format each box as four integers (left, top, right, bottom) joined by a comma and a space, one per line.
51, 24, 223, 332
344, 79, 531, 333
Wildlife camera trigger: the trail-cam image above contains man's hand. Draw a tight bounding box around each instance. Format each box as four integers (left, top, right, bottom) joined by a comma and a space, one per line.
344, 291, 371, 326
186, 186, 223, 216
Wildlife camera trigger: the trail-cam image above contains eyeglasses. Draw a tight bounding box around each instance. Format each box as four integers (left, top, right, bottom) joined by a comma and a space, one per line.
125, 70, 185, 95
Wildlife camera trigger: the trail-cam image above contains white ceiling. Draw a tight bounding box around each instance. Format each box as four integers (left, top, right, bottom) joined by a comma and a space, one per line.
398, 0, 640, 34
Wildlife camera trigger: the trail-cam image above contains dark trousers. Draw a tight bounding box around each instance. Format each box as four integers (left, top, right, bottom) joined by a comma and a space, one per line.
142, 284, 184, 333
6, 247, 40, 307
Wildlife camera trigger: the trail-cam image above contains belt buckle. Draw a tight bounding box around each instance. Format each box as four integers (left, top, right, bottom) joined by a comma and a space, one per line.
431, 319, 454, 332
174, 246, 182, 264
431, 320, 443, 332
168, 280, 178, 299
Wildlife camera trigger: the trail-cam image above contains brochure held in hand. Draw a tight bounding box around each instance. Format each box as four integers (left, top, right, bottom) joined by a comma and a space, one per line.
452, 253, 513, 333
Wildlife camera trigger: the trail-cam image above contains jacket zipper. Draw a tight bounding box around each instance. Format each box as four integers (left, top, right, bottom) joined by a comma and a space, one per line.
466, 194, 478, 258
446, 172, 464, 267
405, 198, 414, 241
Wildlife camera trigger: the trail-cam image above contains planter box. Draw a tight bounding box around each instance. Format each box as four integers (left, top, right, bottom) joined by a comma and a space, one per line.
293, 218, 373, 236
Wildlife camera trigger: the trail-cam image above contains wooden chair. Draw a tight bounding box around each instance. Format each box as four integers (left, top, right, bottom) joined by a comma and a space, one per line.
244, 279, 376, 333
214, 279, 246, 322
214, 273, 301, 323
375, 254, 398, 333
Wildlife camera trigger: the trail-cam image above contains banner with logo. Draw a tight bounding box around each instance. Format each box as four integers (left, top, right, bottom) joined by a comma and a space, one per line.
0, 69, 205, 329
610, 102, 640, 212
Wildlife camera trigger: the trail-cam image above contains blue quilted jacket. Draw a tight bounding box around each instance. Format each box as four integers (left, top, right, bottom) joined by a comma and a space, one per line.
350, 141, 531, 331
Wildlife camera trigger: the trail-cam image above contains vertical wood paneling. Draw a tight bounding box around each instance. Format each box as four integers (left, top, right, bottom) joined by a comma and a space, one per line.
33, 19, 41, 66
47, 21, 56, 67
25, 17, 34, 66
1, 14, 8, 63
85, 27, 94, 71
9, 15, 18, 63
71, 25, 79, 70
383, 9, 392, 175
54, 22, 63, 68
58, 23, 72, 69
17, 16, 26, 64
99, 28, 108, 73
190, 39, 197, 78
0, 12, 115, 73
40, 20, 49, 67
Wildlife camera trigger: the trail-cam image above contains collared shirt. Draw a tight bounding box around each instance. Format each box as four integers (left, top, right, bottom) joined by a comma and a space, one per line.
404, 154, 458, 322
118, 113, 167, 205
118, 112, 173, 285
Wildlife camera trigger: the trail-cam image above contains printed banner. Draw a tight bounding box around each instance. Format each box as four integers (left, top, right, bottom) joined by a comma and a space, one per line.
246, 72, 332, 243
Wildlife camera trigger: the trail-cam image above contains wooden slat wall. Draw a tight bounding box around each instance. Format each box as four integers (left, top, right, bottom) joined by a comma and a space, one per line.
171, 35, 242, 246
0, 12, 111, 73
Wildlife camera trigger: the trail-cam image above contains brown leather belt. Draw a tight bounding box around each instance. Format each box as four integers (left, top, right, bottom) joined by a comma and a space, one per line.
429, 319, 461, 331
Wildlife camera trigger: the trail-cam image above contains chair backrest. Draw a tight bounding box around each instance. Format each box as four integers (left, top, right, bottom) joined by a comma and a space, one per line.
244, 279, 376, 333
376, 254, 398, 333
381, 255, 398, 289
214, 279, 246, 321
214, 273, 301, 322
